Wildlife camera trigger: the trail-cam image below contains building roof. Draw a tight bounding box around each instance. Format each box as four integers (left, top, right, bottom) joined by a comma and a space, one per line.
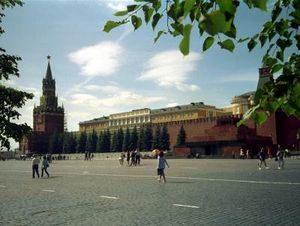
45, 56, 53, 80
151, 102, 219, 114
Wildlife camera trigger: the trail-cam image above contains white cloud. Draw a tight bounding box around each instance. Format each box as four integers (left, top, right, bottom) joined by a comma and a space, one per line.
69, 91, 165, 110
68, 41, 125, 77
102, 0, 135, 11
139, 50, 201, 91
166, 102, 178, 107
65, 88, 167, 131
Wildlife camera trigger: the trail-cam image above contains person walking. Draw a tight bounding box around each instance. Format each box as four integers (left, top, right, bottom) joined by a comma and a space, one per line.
126, 151, 130, 165
32, 155, 41, 178
276, 145, 285, 169
41, 156, 50, 178
135, 149, 141, 165
157, 151, 169, 183
119, 152, 125, 166
258, 148, 269, 170
240, 148, 245, 159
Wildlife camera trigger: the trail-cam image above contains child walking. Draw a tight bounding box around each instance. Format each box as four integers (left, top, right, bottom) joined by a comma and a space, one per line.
157, 151, 169, 183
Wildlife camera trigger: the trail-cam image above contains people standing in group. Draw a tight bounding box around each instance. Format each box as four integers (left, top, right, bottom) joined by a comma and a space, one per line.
32, 154, 41, 178
157, 151, 169, 183
41, 156, 50, 178
258, 148, 269, 170
130, 150, 136, 166
276, 145, 285, 169
126, 151, 130, 165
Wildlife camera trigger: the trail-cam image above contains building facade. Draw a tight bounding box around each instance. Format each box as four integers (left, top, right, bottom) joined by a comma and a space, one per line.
79, 103, 226, 134
20, 57, 64, 154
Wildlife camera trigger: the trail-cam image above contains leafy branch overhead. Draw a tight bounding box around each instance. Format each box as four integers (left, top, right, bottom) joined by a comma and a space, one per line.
103, 0, 269, 55
0, 0, 34, 149
104, 0, 300, 127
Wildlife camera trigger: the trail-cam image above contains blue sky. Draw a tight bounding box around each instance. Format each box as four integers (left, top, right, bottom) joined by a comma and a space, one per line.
2, 0, 272, 140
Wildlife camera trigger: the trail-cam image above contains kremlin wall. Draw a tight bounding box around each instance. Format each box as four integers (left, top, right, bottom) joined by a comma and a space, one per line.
20, 58, 300, 157
78, 67, 300, 157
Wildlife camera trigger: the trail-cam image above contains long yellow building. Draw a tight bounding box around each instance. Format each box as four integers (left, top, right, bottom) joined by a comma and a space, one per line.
79, 102, 226, 133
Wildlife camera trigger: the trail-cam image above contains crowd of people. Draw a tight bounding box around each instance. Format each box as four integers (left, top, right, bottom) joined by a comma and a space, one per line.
118, 149, 142, 166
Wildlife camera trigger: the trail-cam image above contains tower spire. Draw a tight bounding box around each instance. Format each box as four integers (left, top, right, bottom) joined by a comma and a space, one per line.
45, 55, 53, 80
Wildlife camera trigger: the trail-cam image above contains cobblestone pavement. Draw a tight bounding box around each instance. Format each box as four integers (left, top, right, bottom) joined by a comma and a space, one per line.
0, 158, 300, 226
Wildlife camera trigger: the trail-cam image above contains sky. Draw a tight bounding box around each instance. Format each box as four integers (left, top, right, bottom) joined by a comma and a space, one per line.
2, 0, 273, 148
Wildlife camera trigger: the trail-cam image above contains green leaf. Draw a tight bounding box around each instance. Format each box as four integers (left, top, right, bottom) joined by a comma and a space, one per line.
264, 56, 277, 67
218, 39, 235, 52
271, 64, 283, 74
114, 10, 128, 17
237, 104, 260, 127
252, 0, 268, 11
127, 4, 138, 12
131, 15, 142, 30
152, 0, 161, 12
154, 30, 166, 43
272, 2, 282, 22
201, 10, 232, 36
171, 22, 184, 36
262, 21, 273, 33
225, 24, 237, 38
184, 0, 196, 18
203, 36, 214, 51
294, 83, 300, 96
259, 33, 268, 47
247, 38, 257, 51
179, 24, 193, 56
238, 37, 250, 43
276, 50, 284, 61
142, 5, 154, 24
152, 13, 162, 30
216, 0, 236, 15
103, 20, 125, 33
252, 111, 268, 125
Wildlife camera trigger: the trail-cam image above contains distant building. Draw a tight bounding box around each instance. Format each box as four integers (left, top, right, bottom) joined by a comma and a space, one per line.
19, 56, 64, 154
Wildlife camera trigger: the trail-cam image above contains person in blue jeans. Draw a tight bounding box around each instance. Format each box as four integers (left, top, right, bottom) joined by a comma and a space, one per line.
157, 151, 169, 183
258, 148, 269, 170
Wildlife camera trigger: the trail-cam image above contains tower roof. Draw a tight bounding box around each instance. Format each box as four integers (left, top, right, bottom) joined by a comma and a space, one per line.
45, 55, 53, 80
257, 67, 273, 91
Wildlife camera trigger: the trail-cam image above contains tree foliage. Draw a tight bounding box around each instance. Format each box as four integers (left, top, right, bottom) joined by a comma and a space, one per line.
104, 0, 300, 128
144, 124, 153, 151
160, 124, 170, 150
0, 0, 34, 149
76, 131, 87, 153
122, 127, 131, 151
176, 125, 186, 146
130, 126, 138, 151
